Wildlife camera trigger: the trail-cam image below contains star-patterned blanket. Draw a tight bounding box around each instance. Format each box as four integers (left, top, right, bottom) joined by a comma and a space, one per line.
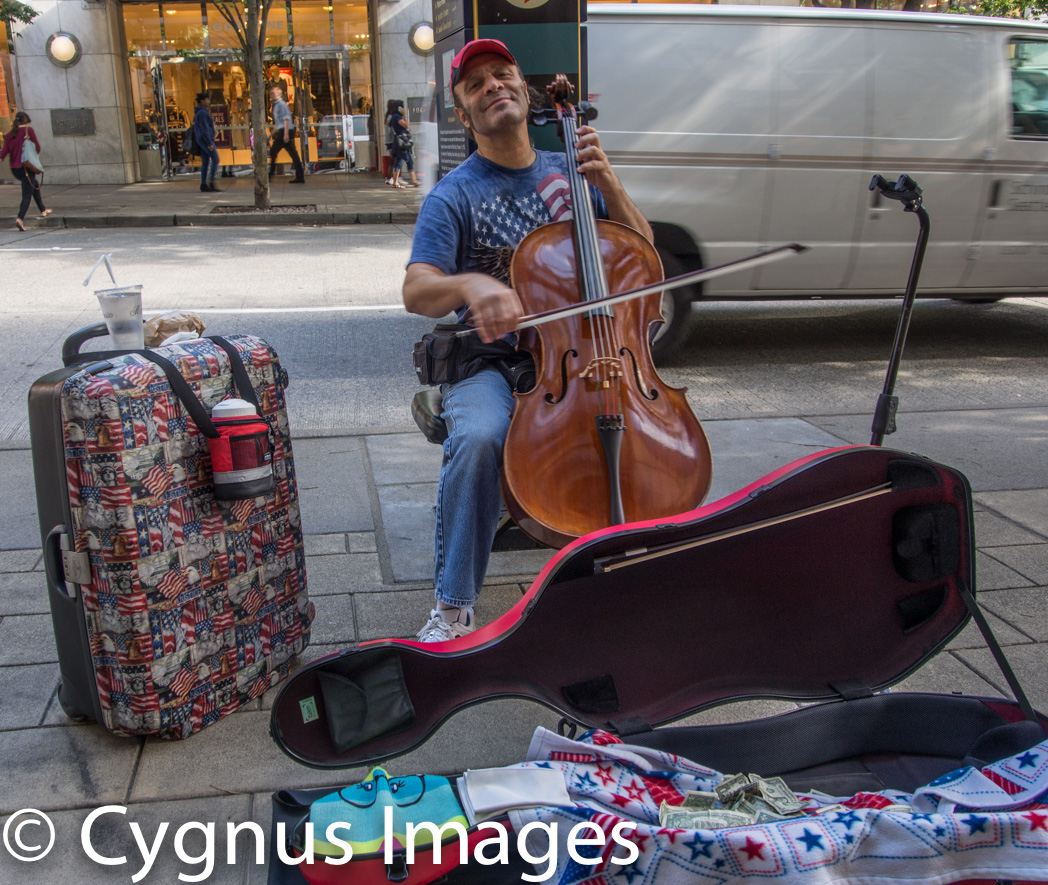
507, 727, 1048, 884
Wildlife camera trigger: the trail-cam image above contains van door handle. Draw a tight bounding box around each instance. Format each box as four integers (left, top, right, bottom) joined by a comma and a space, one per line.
988, 179, 1004, 209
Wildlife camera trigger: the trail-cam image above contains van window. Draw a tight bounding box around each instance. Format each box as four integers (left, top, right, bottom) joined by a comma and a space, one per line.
1010, 39, 1048, 139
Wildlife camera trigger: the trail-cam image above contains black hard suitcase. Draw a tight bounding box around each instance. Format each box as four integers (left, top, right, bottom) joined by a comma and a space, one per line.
28, 326, 314, 739
266, 444, 1048, 885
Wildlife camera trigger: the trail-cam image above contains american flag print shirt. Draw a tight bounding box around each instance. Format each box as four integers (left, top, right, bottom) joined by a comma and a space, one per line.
409, 150, 608, 318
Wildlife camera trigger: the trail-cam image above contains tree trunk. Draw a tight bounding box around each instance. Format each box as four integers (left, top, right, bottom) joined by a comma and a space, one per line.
244, 5, 271, 209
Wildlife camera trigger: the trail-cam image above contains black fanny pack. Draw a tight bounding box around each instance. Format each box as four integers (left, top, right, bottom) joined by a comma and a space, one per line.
412, 323, 534, 391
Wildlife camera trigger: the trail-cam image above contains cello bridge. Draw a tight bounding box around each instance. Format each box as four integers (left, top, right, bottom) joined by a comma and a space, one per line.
579, 357, 623, 383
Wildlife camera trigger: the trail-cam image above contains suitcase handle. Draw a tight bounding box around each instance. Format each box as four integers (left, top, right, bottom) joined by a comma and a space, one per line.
62, 322, 148, 367
44, 525, 76, 600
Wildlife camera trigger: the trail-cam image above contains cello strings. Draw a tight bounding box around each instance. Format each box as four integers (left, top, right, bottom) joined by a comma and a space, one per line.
570, 108, 616, 417
563, 109, 620, 416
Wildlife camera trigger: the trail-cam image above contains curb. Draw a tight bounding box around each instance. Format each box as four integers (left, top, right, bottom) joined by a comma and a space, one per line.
39, 210, 419, 228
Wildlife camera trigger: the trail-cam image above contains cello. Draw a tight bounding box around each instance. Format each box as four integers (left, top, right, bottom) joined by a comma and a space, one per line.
500, 75, 713, 549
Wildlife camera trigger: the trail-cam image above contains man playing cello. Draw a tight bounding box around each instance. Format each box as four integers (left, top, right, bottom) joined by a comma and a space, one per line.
402, 38, 653, 642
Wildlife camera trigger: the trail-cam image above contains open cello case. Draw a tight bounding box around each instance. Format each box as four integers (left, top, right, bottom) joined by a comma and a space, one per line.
267, 180, 1048, 884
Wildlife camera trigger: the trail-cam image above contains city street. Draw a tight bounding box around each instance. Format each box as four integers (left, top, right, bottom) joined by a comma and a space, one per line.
3, 223, 1048, 883
4, 226, 1048, 444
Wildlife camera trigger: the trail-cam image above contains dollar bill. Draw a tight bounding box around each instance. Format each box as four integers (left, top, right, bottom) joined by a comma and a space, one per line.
662, 808, 754, 831
734, 797, 795, 823
681, 790, 719, 810
715, 773, 752, 803
757, 776, 804, 815
810, 803, 849, 815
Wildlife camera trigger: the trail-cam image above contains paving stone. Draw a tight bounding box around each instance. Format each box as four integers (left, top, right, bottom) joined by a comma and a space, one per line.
949, 605, 1034, 649
346, 531, 377, 554
0, 449, 40, 551
0, 569, 51, 615
0, 549, 42, 571
974, 509, 1046, 548
367, 432, 443, 487
294, 437, 374, 535
893, 649, 1009, 698
0, 725, 141, 813
976, 550, 1035, 591
981, 544, 1048, 587
976, 489, 1048, 538
0, 663, 60, 730
702, 417, 848, 502
129, 710, 361, 803
307, 592, 356, 647
0, 614, 58, 665
304, 533, 348, 557
304, 551, 382, 596
953, 643, 1048, 713
978, 587, 1048, 643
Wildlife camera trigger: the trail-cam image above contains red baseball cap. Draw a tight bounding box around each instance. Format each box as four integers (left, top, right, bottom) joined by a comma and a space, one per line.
449, 39, 517, 89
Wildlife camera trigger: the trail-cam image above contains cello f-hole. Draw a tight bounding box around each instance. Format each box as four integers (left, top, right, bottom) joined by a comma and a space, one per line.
620, 347, 659, 401
544, 348, 579, 404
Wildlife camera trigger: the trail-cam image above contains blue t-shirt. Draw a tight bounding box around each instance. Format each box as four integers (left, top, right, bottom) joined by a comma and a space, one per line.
408, 150, 608, 319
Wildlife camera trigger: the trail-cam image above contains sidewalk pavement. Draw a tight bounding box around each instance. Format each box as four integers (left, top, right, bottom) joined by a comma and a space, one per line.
1, 173, 1047, 882
0, 168, 421, 228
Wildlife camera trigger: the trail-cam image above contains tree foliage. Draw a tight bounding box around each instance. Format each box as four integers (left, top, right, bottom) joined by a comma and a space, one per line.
0, 0, 39, 26
947, 0, 1048, 17
211, 0, 279, 209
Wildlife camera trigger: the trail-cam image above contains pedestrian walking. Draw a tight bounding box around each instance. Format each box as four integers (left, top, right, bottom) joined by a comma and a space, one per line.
193, 92, 221, 192
1, 112, 52, 231
269, 86, 304, 183
388, 102, 419, 188
383, 98, 399, 184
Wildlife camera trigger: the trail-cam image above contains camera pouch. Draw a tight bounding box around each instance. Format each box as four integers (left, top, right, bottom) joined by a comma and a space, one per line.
412, 323, 466, 386
413, 323, 528, 388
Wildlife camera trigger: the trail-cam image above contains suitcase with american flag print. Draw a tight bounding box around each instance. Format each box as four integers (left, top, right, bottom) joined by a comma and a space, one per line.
28, 325, 314, 739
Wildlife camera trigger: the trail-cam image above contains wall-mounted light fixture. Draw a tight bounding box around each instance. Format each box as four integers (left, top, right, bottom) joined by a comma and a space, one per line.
47, 32, 83, 67
408, 22, 434, 57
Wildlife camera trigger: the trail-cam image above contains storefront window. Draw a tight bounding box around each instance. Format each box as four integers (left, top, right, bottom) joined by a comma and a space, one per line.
124, 4, 165, 52
292, 0, 334, 45
121, 0, 372, 175
1, 25, 16, 134
266, 2, 291, 48
162, 3, 205, 51
332, 0, 369, 47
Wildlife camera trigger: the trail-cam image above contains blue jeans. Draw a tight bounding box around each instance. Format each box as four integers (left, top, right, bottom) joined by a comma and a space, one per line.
434, 367, 515, 608
200, 146, 220, 185
13, 166, 45, 220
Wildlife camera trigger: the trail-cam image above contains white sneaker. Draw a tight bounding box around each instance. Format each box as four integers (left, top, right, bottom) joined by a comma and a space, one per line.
416, 608, 476, 643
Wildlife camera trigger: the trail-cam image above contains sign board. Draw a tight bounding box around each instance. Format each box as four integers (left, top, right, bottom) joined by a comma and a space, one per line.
51, 108, 96, 137
432, 0, 582, 177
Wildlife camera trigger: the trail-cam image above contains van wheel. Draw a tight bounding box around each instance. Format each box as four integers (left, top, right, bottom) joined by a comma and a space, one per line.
650, 251, 697, 365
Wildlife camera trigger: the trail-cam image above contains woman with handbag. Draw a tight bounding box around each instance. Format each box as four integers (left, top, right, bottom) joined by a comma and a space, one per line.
388, 102, 420, 188
0, 112, 52, 231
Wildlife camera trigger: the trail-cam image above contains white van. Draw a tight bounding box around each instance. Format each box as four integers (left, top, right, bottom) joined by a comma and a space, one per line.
586, 5, 1048, 358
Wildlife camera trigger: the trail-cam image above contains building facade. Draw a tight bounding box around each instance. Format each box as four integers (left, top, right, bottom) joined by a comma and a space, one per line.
1, 0, 437, 183
2, 0, 950, 184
